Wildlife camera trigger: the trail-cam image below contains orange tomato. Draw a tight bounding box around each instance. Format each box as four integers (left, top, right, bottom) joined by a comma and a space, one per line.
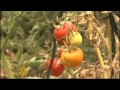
61, 47, 83, 67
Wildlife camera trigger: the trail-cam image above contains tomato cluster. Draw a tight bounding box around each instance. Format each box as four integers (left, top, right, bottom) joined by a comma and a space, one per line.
54, 21, 76, 45
46, 21, 84, 77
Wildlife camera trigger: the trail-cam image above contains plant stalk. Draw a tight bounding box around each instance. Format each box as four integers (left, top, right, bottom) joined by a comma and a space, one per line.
95, 47, 104, 67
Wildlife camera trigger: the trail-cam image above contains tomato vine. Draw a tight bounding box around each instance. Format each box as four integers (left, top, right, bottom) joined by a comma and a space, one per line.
46, 11, 64, 79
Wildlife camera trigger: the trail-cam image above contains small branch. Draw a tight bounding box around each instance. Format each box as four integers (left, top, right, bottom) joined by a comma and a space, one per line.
72, 67, 81, 75
95, 47, 104, 67
46, 38, 56, 79
63, 40, 69, 50
94, 24, 111, 55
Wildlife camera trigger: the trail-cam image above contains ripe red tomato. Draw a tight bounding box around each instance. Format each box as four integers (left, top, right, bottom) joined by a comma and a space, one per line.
58, 49, 62, 58
54, 21, 76, 45
46, 58, 64, 76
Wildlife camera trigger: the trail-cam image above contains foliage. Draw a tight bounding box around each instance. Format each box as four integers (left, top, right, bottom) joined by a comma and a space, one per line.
0, 11, 119, 79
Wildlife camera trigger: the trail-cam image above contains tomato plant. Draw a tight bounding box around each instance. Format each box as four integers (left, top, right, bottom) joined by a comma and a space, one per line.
69, 32, 82, 46
54, 21, 76, 45
46, 58, 64, 76
61, 47, 83, 67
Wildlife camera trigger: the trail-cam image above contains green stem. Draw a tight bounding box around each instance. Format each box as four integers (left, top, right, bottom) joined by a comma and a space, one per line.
72, 67, 81, 75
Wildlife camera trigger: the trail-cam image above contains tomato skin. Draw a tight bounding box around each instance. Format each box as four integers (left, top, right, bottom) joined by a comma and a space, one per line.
69, 32, 82, 46
58, 49, 62, 58
54, 21, 76, 45
54, 27, 67, 45
46, 58, 64, 76
61, 47, 83, 67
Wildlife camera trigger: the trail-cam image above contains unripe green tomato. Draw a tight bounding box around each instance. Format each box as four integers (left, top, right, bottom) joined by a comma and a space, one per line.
69, 32, 82, 46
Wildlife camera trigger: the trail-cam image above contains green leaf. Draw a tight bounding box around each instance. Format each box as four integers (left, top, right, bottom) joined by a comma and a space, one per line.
16, 44, 24, 72
1, 51, 14, 78
24, 59, 44, 67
